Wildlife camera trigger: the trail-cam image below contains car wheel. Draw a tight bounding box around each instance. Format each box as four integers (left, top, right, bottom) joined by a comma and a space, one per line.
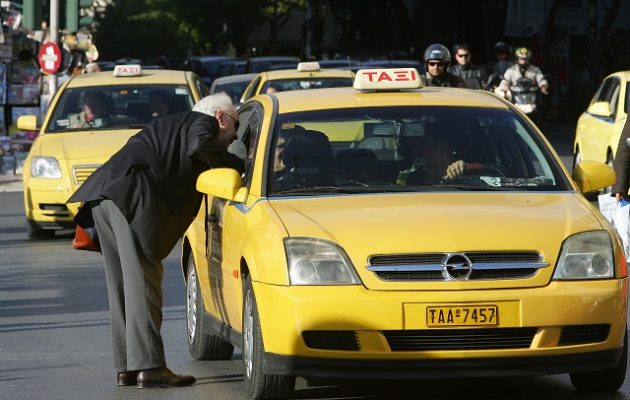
570, 330, 627, 393
26, 219, 55, 239
186, 257, 234, 360
242, 275, 295, 399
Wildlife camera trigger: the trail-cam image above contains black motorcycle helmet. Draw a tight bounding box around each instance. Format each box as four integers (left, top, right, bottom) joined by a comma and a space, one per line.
494, 41, 510, 54
423, 43, 451, 68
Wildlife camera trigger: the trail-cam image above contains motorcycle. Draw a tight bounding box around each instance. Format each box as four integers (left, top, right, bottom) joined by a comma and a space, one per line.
509, 77, 539, 120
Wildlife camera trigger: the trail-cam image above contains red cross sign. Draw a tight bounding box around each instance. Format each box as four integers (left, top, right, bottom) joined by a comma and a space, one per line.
38, 42, 62, 75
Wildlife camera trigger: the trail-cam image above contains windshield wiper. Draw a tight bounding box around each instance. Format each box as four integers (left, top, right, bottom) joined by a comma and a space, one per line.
272, 186, 354, 196
110, 124, 146, 129
433, 183, 521, 191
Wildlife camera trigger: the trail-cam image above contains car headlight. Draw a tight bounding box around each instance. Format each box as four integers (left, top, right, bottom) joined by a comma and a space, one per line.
284, 237, 361, 285
31, 156, 62, 179
553, 231, 614, 279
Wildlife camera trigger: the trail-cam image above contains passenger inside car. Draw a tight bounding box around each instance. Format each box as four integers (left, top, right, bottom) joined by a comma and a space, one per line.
148, 89, 172, 118
275, 129, 336, 190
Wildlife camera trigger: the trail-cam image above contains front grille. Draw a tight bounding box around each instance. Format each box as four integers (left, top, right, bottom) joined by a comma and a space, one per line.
367, 251, 545, 281
384, 328, 537, 351
72, 164, 100, 185
559, 324, 610, 346
302, 331, 360, 351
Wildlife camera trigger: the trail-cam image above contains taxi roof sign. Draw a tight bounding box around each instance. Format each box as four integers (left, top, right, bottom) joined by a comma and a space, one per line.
353, 68, 422, 91
113, 64, 143, 77
297, 61, 320, 72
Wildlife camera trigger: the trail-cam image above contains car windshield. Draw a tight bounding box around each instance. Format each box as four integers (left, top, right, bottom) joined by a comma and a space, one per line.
261, 77, 353, 93
214, 81, 252, 104
46, 84, 194, 132
267, 106, 567, 195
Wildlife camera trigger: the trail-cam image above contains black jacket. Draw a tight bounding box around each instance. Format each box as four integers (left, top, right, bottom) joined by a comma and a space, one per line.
67, 111, 244, 261
448, 63, 487, 89
420, 71, 464, 88
613, 117, 630, 196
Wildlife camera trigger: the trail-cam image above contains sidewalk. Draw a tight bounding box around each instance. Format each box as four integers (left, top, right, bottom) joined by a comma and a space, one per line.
0, 173, 23, 192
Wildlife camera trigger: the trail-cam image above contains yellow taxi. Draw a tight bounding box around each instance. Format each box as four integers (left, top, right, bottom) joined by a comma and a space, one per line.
239, 61, 354, 103
19, 65, 209, 238
573, 71, 630, 178
182, 68, 627, 399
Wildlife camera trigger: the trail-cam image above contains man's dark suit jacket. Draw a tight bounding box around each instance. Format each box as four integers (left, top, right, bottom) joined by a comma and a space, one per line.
67, 111, 244, 261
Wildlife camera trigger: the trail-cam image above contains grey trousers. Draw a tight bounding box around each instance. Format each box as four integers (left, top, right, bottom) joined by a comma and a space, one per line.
91, 199, 165, 372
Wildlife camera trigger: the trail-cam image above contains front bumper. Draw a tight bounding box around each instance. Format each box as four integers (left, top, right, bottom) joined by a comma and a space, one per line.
253, 279, 628, 366
24, 179, 79, 225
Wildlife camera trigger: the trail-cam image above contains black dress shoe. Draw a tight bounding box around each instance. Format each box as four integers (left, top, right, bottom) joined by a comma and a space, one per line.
137, 367, 196, 388
117, 371, 138, 386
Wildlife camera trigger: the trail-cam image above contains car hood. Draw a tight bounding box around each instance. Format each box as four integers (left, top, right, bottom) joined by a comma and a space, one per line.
269, 192, 605, 290
35, 129, 140, 162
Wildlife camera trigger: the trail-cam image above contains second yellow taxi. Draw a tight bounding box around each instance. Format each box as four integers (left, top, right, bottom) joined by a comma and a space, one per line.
573, 70, 630, 189
19, 65, 209, 237
239, 61, 354, 103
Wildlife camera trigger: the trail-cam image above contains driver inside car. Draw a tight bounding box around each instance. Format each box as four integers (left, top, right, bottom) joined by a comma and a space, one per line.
396, 124, 468, 185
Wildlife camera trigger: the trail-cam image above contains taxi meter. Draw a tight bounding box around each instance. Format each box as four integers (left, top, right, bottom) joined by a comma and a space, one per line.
353, 68, 422, 90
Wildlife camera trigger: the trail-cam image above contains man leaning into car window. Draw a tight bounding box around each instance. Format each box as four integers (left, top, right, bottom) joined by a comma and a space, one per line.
69, 91, 112, 128
66, 92, 244, 388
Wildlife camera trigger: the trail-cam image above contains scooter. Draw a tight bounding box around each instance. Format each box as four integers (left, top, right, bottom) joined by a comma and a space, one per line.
510, 77, 539, 119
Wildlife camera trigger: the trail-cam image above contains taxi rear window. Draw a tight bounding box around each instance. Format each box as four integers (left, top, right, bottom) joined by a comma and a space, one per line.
45, 84, 194, 132
261, 77, 353, 93
267, 106, 568, 195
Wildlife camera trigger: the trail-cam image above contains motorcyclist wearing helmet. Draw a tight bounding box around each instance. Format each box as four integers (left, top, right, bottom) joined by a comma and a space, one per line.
496, 47, 548, 99
421, 43, 464, 88
484, 41, 514, 90
448, 43, 487, 89
485, 41, 514, 78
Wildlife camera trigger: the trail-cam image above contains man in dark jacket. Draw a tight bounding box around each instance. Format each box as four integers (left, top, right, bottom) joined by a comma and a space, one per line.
613, 117, 630, 203
448, 43, 487, 89
67, 92, 244, 388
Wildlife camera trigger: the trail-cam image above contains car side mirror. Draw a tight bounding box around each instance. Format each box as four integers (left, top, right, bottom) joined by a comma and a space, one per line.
587, 101, 612, 118
196, 168, 246, 202
16, 115, 38, 131
572, 161, 616, 193
625, 137, 630, 150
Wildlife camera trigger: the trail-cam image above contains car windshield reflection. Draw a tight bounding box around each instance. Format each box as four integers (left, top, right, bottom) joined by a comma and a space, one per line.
46, 85, 194, 132
267, 106, 565, 195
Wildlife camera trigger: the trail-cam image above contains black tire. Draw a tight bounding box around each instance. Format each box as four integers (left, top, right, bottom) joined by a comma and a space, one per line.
242, 275, 295, 399
570, 330, 627, 393
186, 257, 234, 360
26, 219, 55, 239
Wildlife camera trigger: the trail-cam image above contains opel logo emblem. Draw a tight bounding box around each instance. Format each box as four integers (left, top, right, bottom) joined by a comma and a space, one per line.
442, 253, 473, 280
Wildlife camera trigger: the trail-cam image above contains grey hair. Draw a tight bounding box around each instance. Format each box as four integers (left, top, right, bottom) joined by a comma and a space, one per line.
192, 92, 234, 115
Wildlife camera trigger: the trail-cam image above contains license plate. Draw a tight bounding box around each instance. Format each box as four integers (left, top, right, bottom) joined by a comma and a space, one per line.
426, 305, 499, 327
